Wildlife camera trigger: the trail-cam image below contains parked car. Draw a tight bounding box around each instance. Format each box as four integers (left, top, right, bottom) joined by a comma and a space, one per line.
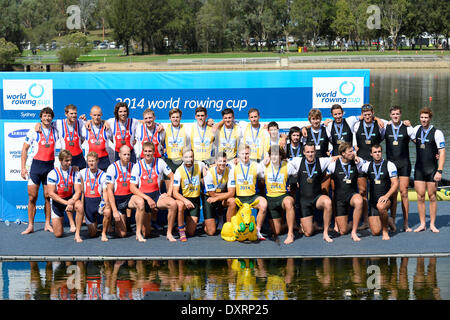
98, 42, 108, 49
109, 42, 116, 49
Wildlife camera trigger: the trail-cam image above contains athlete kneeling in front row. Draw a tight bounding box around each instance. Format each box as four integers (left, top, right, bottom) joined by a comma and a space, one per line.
359, 144, 399, 240
203, 152, 237, 235
326, 142, 365, 242
172, 148, 207, 241
130, 141, 178, 242
106, 145, 147, 242
74, 151, 110, 243
46, 150, 82, 238
259, 146, 296, 244
290, 142, 334, 242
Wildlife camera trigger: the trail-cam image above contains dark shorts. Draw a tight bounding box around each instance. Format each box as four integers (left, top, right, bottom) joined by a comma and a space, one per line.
114, 149, 137, 164
369, 200, 393, 217
183, 196, 201, 218
115, 194, 133, 215
51, 196, 72, 218
267, 194, 289, 220
393, 162, 411, 177
164, 158, 182, 179
236, 194, 260, 206
202, 194, 226, 220
84, 197, 101, 224
334, 192, 358, 217
71, 153, 87, 169
98, 155, 111, 172
144, 191, 161, 213
29, 159, 54, 186
414, 167, 437, 183
296, 195, 322, 219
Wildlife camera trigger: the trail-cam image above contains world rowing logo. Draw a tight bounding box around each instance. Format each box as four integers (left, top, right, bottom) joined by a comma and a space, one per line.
28, 83, 45, 99
339, 81, 356, 96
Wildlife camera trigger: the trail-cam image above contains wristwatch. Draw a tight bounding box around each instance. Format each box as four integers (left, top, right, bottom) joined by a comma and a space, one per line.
437, 170, 443, 174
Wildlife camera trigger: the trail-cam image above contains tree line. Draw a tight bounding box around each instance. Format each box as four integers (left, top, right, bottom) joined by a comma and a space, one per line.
1, 0, 449, 57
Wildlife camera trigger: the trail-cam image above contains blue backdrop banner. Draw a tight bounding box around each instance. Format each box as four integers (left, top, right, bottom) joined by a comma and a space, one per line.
0, 70, 370, 222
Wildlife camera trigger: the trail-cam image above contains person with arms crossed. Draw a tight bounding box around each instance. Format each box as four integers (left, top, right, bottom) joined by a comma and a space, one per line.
203, 152, 237, 234
258, 146, 296, 244
360, 144, 399, 240
74, 151, 110, 242
172, 148, 207, 241
105, 145, 146, 242
412, 107, 445, 233
21, 107, 59, 234
130, 142, 178, 242
46, 150, 82, 238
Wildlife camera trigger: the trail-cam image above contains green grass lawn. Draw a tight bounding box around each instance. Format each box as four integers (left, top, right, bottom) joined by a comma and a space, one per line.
17, 47, 449, 64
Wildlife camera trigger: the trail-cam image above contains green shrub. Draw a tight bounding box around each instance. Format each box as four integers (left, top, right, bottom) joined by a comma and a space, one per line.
57, 46, 82, 65
0, 38, 20, 69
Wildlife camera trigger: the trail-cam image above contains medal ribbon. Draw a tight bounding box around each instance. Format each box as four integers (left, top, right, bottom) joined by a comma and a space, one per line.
372, 159, 384, 181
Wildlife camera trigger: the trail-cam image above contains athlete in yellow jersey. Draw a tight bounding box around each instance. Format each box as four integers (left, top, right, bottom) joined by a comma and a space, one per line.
213, 108, 242, 161
258, 146, 296, 244
203, 152, 237, 233
173, 148, 207, 241
190, 107, 215, 164
241, 108, 269, 162
234, 144, 268, 240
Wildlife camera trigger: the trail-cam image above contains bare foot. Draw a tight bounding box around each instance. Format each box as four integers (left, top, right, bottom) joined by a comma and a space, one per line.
44, 223, 53, 233
414, 224, 426, 232
69, 224, 76, 233
21, 225, 34, 235
388, 217, 397, 232
284, 233, 294, 245
430, 225, 440, 233
333, 223, 339, 233
358, 222, 369, 231
136, 236, 147, 243
101, 234, 109, 242
403, 225, 412, 232
74, 235, 83, 243
382, 231, 390, 240
323, 234, 333, 243
166, 234, 177, 242
351, 232, 361, 242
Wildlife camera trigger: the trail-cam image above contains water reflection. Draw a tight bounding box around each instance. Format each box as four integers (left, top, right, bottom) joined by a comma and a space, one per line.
1, 257, 448, 300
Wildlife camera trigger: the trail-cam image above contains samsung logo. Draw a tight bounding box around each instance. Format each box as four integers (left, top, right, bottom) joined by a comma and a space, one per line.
8, 129, 29, 138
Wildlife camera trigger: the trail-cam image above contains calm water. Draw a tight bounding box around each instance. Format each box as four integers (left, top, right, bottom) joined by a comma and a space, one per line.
1, 257, 449, 300
370, 69, 450, 176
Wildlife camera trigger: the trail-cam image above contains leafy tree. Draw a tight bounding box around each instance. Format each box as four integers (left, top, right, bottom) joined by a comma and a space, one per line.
378, 0, 408, 50
0, 0, 25, 52
0, 37, 20, 69
107, 0, 137, 55
331, 0, 354, 50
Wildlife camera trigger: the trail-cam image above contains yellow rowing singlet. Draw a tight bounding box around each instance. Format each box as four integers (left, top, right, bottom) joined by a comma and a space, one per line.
234, 161, 258, 197
190, 124, 214, 161
175, 163, 201, 198
264, 160, 289, 197
165, 124, 187, 161
243, 124, 266, 161
218, 125, 240, 160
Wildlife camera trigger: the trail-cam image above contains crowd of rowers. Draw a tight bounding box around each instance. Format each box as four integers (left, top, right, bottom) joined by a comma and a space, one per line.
20, 102, 445, 244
